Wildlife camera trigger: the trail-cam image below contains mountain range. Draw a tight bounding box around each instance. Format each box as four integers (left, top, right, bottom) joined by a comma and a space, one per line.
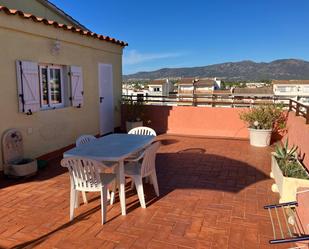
124, 59, 309, 81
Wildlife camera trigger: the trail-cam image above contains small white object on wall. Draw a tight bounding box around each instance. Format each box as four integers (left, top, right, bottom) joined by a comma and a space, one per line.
51, 40, 61, 55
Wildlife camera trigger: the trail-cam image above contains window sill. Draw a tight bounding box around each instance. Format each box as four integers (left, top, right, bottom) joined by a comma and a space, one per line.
40, 105, 66, 111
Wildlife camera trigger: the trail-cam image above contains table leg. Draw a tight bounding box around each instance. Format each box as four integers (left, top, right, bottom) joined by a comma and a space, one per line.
118, 160, 126, 215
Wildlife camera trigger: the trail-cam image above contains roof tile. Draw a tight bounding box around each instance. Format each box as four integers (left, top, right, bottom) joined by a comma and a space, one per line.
233, 87, 273, 95
0, 5, 128, 47
149, 79, 168, 85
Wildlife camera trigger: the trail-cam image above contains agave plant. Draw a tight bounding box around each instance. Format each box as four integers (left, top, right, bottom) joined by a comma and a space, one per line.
275, 139, 298, 164
274, 139, 309, 179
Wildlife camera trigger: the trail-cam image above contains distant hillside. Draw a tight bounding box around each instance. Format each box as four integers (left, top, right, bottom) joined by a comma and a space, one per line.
124, 59, 309, 81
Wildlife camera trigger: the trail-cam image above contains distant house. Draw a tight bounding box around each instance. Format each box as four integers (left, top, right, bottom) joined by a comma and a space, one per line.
177, 78, 197, 95
232, 87, 274, 98
0, 0, 127, 170
148, 79, 173, 96
272, 80, 309, 104
194, 79, 216, 94
231, 87, 274, 106
176, 77, 218, 106
177, 78, 217, 95
176, 78, 196, 105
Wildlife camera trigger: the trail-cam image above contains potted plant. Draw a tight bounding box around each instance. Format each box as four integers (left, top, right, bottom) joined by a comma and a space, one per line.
271, 139, 309, 202
239, 105, 286, 147
124, 98, 145, 132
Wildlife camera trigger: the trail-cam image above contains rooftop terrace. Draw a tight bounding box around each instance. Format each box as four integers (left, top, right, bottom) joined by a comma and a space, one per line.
0, 135, 291, 249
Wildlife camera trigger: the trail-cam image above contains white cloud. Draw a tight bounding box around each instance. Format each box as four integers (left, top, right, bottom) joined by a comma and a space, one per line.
123, 50, 183, 65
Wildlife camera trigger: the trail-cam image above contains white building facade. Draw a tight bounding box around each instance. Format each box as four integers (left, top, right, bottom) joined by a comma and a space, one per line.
148, 79, 173, 96
272, 80, 309, 104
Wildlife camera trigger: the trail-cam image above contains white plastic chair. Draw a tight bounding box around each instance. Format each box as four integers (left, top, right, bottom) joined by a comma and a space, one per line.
76, 135, 98, 204
126, 127, 157, 164
76, 135, 118, 204
76, 135, 96, 147
124, 142, 161, 208
128, 127, 157, 136
61, 157, 116, 224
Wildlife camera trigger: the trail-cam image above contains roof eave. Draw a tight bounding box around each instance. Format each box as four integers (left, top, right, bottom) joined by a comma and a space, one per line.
0, 5, 128, 47
37, 0, 89, 31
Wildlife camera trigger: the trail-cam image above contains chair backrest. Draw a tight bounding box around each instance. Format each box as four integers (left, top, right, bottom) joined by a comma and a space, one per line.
140, 142, 160, 177
128, 127, 157, 136
61, 157, 107, 192
76, 135, 96, 147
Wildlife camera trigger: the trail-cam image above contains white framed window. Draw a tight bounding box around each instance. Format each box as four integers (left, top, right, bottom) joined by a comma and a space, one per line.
16, 60, 83, 114
39, 65, 64, 109
277, 86, 298, 93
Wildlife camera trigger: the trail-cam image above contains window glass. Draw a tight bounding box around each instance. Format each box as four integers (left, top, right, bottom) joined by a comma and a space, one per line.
49, 68, 62, 104
41, 67, 48, 106
39, 65, 64, 109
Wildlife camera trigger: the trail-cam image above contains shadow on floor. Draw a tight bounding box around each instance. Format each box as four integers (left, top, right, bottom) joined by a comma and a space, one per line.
156, 150, 269, 194
0, 157, 66, 189
157, 138, 179, 146
10, 205, 102, 249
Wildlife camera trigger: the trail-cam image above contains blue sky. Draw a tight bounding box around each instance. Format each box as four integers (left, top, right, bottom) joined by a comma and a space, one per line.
51, 0, 309, 74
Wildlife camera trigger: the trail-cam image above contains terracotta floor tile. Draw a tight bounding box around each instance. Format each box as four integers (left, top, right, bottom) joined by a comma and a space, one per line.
0, 135, 288, 249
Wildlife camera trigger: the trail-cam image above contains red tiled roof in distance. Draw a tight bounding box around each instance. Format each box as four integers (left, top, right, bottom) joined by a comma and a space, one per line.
178, 77, 198, 85
149, 79, 168, 85
233, 87, 273, 95
0, 6, 128, 47
194, 79, 215, 87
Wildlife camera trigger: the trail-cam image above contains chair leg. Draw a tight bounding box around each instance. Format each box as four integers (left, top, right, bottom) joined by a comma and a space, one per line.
107, 189, 111, 200
82, 191, 88, 204
75, 190, 80, 208
130, 179, 135, 190
110, 181, 116, 205
100, 186, 107, 224
150, 171, 159, 197
113, 164, 120, 190
134, 176, 146, 208
70, 188, 76, 221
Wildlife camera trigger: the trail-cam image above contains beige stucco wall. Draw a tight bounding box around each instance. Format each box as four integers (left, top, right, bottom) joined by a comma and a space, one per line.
0, 13, 124, 170
0, 0, 75, 26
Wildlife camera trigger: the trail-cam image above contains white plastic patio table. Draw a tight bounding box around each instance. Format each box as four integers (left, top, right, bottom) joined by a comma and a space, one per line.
63, 133, 155, 215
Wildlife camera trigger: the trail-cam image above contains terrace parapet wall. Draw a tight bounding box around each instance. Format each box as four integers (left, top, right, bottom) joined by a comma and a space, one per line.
122, 104, 309, 172
121, 105, 249, 139
283, 112, 309, 171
